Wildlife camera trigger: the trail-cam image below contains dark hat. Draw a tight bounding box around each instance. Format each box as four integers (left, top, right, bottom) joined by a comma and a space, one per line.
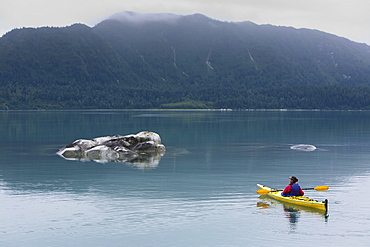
289, 176, 298, 183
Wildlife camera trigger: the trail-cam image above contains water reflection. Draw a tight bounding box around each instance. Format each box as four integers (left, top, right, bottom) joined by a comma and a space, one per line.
257, 196, 328, 229
256, 201, 270, 209
283, 204, 301, 227
57, 151, 165, 169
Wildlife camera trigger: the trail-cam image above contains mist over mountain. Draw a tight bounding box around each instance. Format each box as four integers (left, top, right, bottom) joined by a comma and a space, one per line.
109, 11, 181, 23
1, 12, 370, 109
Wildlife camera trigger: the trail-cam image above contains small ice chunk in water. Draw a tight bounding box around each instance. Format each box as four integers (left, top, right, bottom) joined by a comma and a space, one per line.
290, 144, 317, 151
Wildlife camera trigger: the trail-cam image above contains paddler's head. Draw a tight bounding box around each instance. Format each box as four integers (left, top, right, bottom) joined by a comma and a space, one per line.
289, 176, 298, 183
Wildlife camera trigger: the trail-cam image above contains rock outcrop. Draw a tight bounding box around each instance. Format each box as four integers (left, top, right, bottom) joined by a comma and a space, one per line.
57, 131, 166, 168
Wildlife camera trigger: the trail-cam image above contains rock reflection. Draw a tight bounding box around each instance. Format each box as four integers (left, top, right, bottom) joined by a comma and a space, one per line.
57, 131, 166, 169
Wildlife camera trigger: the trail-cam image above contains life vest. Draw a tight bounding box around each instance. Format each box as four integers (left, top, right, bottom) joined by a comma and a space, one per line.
290, 183, 301, 196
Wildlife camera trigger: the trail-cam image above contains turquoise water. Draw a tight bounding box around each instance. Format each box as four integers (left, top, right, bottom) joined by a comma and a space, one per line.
1, 110, 370, 246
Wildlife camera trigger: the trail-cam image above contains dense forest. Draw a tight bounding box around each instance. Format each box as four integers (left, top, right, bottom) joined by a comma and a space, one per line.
1, 12, 370, 110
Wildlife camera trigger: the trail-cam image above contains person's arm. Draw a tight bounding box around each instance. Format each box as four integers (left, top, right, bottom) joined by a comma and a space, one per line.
283, 185, 292, 195
300, 188, 304, 196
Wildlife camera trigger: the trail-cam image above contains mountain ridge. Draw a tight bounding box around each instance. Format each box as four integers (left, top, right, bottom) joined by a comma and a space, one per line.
1, 12, 370, 109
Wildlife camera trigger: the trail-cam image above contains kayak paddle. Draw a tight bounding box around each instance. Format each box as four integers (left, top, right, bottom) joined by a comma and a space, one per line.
256, 185, 329, 195
302, 185, 329, 191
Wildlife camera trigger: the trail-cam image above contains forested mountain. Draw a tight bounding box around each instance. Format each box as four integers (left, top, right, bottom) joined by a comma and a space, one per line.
1, 11, 370, 109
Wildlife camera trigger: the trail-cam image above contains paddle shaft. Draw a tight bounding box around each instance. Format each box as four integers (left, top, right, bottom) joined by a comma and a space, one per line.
256, 185, 329, 194
272, 185, 328, 191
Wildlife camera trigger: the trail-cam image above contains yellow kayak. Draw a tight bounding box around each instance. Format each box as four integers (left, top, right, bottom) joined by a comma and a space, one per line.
257, 184, 328, 211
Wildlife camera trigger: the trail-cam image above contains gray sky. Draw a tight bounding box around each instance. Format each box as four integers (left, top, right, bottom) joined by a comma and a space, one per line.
1, 0, 369, 45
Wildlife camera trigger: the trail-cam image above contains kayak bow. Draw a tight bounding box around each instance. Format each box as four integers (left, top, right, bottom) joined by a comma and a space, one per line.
256, 184, 328, 211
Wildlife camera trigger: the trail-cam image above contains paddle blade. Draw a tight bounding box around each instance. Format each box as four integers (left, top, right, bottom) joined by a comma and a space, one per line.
256, 189, 270, 195
314, 185, 329, 191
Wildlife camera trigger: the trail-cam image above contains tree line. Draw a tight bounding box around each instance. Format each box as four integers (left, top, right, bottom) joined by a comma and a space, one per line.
2, 84, 370, 110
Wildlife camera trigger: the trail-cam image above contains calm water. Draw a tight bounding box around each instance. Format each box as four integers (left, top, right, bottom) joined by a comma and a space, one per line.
1, 110, 370, 246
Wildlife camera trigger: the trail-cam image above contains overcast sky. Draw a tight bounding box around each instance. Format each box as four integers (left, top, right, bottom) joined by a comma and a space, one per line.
1, 0, 369, 45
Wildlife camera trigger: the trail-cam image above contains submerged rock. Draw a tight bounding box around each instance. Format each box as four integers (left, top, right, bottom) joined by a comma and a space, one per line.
290, 144, 317, 152
57, 131, 166, 168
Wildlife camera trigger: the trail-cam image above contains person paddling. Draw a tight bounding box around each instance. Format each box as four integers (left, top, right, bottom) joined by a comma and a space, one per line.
282, 176, 304, 196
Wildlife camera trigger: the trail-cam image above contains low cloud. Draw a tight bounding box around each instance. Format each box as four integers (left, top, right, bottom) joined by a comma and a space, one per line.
109, 11, 181, 24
